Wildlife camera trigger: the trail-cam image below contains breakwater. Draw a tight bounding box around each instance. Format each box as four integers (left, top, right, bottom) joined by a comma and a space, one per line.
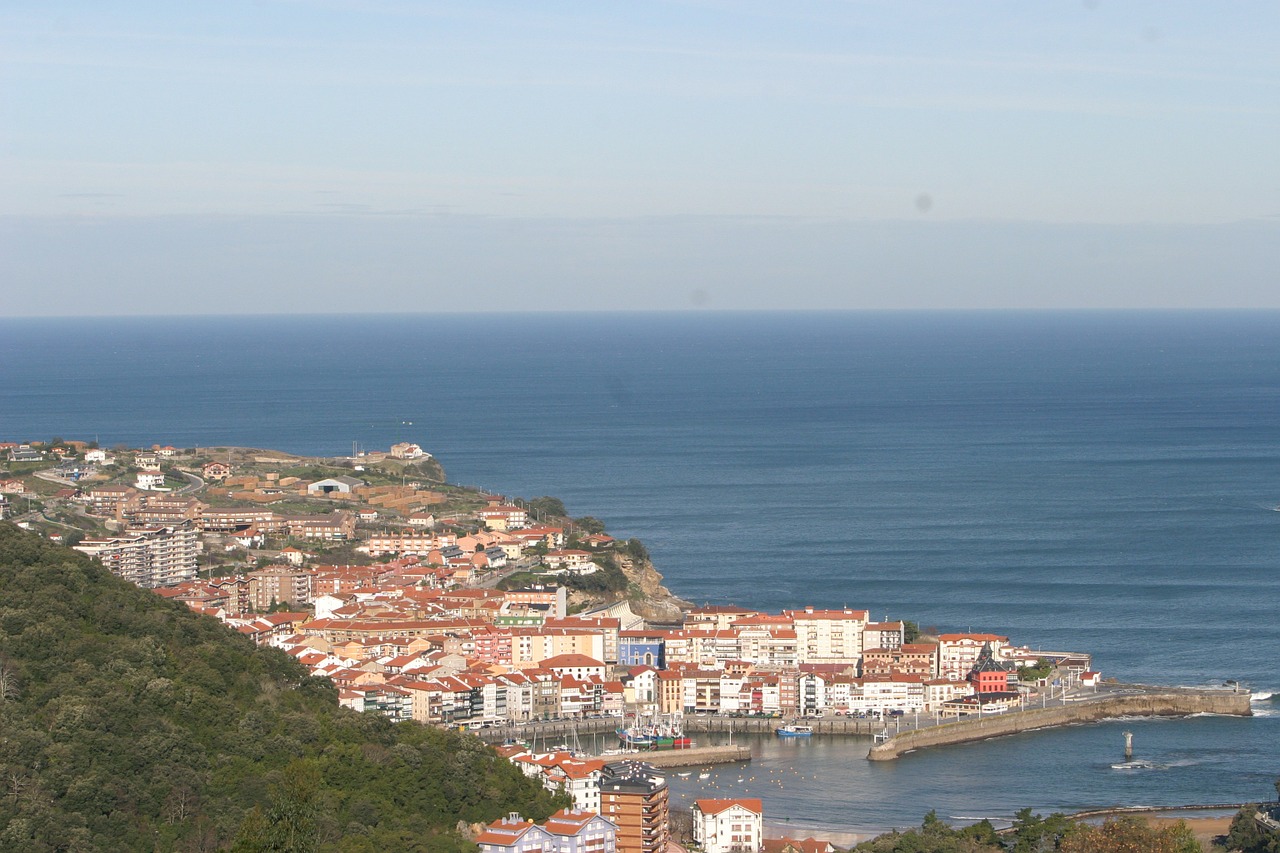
867, 688, 1252, 761
631, 745, 752, 768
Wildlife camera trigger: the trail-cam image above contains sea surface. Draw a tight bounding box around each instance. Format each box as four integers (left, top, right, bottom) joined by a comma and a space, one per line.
2, 310, 1278, 834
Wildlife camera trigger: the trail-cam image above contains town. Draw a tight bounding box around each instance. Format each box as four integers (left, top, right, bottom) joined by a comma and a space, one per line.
2, 438, 1105, 852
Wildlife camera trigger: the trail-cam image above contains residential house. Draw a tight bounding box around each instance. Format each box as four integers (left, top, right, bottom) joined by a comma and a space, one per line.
693, 798, 764, 853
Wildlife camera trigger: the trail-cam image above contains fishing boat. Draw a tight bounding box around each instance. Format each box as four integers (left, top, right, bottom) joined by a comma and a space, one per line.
775, 724, 814, 737
616, 713, 693, 750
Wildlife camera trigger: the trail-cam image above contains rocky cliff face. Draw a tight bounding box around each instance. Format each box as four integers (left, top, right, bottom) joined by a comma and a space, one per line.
564, 553, 689, 622
619, 553, 689, 623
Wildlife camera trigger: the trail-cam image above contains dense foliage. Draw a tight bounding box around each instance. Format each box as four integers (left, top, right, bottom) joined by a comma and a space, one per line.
1225, 806, 1280, 853
0, 524, 565, 852
853, 809, 1203, 853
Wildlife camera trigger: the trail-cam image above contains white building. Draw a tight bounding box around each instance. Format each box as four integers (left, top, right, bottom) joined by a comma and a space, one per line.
693, 798, 763, 853
75, 520, 199, 588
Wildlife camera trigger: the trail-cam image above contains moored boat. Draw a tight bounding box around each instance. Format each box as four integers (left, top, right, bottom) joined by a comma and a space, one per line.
617, 714, 693, 750
776, 724, 814, 737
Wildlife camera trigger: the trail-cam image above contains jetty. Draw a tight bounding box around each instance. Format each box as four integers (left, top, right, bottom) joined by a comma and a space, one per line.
866, 685, 1252, 761
627, 744, 751, 768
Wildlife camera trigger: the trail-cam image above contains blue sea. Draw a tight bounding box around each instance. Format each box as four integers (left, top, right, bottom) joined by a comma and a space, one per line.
2, 311, 1277, 834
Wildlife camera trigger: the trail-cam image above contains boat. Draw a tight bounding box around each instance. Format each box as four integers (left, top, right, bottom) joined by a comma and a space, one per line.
698, 772, 711, 780
775, 724, 814, 737
616, 714, 693, 750
1110, 760, 1156, 770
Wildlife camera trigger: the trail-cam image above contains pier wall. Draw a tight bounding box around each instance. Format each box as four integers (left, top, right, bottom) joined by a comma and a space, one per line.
866, 690, 1252, 761
683, 716, 882, 736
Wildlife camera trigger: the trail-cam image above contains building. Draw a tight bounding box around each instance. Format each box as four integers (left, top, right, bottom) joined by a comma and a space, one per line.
967, 642, 1015, 695
285, 512, 355, 540
478, 505, 529, 531
247, 565, 314, 610
693, 798, 764, 853
599, 761, 668, 853
937, 633, 1010, 681
74, 520, 199, 588
543, 809, 618, 853
202, 461, 232, 480
306, 476, 365, 495
477, 810, 616, 853
389, 442, 426, 459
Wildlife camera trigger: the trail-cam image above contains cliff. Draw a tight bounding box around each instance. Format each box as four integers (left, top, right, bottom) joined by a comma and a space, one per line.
617, 552, 690, 622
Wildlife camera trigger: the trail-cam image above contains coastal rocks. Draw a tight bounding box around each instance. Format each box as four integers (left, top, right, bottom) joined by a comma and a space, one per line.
618, 554, 690, 622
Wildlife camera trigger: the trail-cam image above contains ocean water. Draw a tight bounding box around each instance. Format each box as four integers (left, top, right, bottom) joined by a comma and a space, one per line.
2, 310, 1278, 831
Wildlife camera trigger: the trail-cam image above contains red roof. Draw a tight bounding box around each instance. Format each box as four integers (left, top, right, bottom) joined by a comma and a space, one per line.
694, 798, 763, 816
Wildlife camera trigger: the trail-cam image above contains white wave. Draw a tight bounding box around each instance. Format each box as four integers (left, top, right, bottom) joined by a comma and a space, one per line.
1250, 708, 1278, 718
1250, 691, 1274, 702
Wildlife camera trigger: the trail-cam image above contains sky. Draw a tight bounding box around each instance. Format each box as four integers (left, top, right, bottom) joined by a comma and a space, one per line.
2, 1, 1278, 315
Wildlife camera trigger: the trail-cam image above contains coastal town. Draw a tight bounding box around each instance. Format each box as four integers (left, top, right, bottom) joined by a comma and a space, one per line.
1, 437, 1258, 853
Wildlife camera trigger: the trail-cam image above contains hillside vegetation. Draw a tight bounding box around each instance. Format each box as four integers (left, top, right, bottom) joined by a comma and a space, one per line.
0, 523, 565, 852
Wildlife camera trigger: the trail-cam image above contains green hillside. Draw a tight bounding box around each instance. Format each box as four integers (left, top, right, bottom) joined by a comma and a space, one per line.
0, 523, 566, 852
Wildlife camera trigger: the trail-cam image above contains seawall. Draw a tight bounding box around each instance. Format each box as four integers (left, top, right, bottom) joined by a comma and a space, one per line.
867, 689, 1252, 761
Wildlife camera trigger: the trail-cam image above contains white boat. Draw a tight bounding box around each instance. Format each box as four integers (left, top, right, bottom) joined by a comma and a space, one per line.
776, 724, 814, 737
1110, 760, 1155, 770
698, 772, 711, 780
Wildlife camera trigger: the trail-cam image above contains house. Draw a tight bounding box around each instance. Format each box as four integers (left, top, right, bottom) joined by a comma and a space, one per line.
937, 633, 1010, 681
136, 471, 168, 491
202, 461, 232, 480
966, 642, 1014, 694
539, 654, 606, 682
389, 442, 426, 459
0, 479, 27, 495
8, 445, 43, 463
477, 810, 617, 853
478, 505, 529, 531
693, 798, 763, 853
84, 448, 110, 464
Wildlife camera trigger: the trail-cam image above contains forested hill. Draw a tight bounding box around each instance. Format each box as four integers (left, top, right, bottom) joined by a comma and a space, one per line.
0, 523, 565, 852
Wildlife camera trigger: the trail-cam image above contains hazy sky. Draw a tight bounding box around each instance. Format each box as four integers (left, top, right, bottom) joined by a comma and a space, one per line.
2, 1, 1278, 315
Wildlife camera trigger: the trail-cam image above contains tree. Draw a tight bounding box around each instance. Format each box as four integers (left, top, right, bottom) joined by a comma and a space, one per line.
1226, 807, 1280, 853
527, 496, 567, 519
1057, 815, 1200, 853
0, 664, 19, 703
1008, 807, 1072, 853
574, 516, 607, 535
903, 621, 921, 643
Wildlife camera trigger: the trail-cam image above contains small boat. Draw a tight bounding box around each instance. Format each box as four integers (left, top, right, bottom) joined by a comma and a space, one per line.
698, 772, 711, 780
1110, 760, 1155, 770
775, 724, 814, 737
677, 771, 691, 778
